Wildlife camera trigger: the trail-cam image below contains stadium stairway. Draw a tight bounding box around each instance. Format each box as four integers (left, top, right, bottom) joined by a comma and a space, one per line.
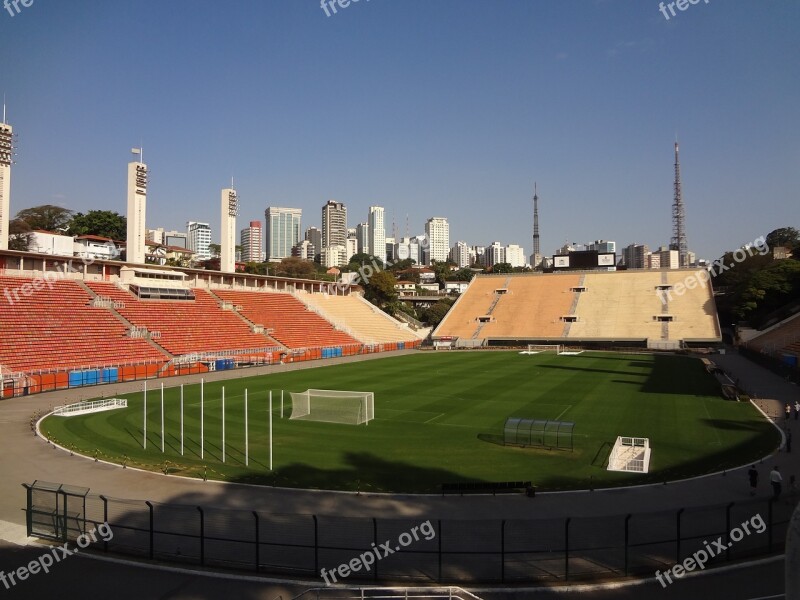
77, 280, 175, 359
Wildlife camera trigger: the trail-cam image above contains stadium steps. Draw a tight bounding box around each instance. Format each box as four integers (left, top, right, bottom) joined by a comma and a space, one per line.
297, 292, 422, 344
205, 290, 287, 350
76, 281, 175, 359
746, 312, 800, 356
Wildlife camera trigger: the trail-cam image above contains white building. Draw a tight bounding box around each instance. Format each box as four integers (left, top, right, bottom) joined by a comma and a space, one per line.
655, 246, 680, 269
321, 244, 348, 268
28, 231, 74, 257
485, 241, 506, 267
395, 236, 422, 265
240, 221, 263, 263
220, 188, 239, 273
424, 217, 449, 264
292, 239, 315, 261
187, 221, 212, 262
74, 235, 119, 261
368, 206, 386, 264
449, 241, 470, 268
588, 240, 616, 254
505, 244, 526, 268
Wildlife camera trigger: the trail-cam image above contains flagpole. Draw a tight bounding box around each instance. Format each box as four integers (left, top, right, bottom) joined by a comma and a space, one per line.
222, 386, 226, 463
245, 389, 249, 467
160, 383, 165, 453
180, 384, 184, 456
269, 390, 273, 471
143, 381, 147, 449
200, 378, 204, 460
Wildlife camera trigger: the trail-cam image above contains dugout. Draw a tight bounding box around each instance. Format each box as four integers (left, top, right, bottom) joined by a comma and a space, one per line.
503, 417, 574, 451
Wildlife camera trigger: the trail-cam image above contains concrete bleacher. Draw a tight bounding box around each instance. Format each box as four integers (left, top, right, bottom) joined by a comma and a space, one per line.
663, 270, 721, 342
480, 274, 581, 339
0, 276, 166, 372
212, 289, 359, 349
298, 292, 420, 344
433, 270, 721, 346
86, 282, 276, 356
569, 271, 665, 340
746, 313, 800, 357
434, 277, 510, 340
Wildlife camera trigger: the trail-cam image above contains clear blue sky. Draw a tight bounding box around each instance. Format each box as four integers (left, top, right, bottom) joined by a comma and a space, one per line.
1, 0, 798, 261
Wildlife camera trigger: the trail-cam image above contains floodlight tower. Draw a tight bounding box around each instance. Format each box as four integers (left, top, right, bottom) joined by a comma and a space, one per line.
0, 106, 14, 251
220, 182, 239, 273
670, 141, 688, 267
532, 182, 540, 256
126, 148, 148, 264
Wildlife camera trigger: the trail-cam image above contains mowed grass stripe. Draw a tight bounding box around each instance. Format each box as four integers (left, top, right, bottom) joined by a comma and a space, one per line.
40, 352, 779, 492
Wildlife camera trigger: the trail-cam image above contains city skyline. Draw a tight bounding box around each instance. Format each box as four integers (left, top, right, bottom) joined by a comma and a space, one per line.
0, 2, 796, 264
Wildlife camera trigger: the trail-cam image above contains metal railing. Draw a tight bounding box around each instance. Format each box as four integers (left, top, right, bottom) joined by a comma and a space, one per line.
24, 483, 798, 585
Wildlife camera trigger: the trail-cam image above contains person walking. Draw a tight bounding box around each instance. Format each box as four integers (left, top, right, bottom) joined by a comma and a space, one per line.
786, 403, 792, 420
747, 465, 759, 496
770, 465, 783, 499
794, 400, 799, 421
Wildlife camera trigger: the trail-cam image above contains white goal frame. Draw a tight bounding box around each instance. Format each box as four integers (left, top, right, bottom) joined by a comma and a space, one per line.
607, 436, 651, 473
520, 344, 563, 355
289, 389, 375, 425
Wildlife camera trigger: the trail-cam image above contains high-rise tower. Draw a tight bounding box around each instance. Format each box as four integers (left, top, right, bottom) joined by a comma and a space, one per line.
126, 148, 148, 264
532, 182, 540, 257
220, 185, 239, 273
0, 113, 12, 251
670, 142, 688, 267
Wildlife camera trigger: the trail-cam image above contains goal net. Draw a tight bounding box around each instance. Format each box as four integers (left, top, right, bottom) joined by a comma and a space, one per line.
289, 389, 375, 425
520, 344, 562, 355
607, 436, 651, 473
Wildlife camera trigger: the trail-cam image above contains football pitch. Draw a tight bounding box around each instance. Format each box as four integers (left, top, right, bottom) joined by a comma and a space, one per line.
40, 351, 780, 493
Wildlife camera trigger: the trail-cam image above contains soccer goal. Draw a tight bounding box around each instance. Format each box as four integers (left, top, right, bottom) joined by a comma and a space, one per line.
520, 344, 562, 355
607, 436, 651, 473
289, 389, 375, 425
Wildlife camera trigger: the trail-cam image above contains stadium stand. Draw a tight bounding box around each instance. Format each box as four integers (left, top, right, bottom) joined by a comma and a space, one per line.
746, 313, 800, 358
664, 270, 721, 342
297, 292, 420, 344
433, 270, 721, 346
212, 289, 359, 349
85, 282, 277, 356
480, 273, 581, 339
0, 276, 167, 372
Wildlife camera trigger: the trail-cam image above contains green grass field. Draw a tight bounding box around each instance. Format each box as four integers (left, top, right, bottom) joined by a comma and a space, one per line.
40, 351, 780, 493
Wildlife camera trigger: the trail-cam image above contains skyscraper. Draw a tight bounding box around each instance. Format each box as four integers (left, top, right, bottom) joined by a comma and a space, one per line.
424, 217, 449, 264
187, 221, 212, 261
322, 200, 347, 250
356, 222, 369, 254
240, 221, 263, 263
449, 241, 470, 268
368, 206, 386, 264
305, 226, 322, 259
265, 207, 302, 261
670, 141, 689, 267
0, 119, 12, 251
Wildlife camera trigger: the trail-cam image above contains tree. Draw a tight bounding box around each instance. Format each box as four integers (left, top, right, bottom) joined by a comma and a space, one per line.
448, 268, 476, 282
388, 258, 415, 272
207, 243, 221, 258
69, 210, 127, 240
363, 270, 398, 308
490, 262, 513, 274
7, 218, 32, 251
274, 257, 316, 279
347, 253, 385, 272
430, 260, 455, 287
243, 262, 268, 275
766, 227, 800, 250
14, 205, 73, 232
419, 298, 455, 327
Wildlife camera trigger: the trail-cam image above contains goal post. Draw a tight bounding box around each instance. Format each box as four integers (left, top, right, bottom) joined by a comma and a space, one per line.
520, 344, 563, 355
289, 389, 374, 425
